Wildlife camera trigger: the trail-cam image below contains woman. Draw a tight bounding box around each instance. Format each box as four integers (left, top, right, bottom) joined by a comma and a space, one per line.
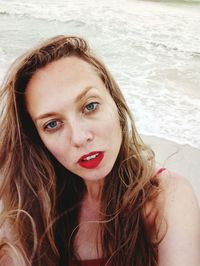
0, 35, 199, 266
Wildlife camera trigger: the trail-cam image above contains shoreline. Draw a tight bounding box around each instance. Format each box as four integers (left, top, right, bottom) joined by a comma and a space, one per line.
142, 134, 200, 203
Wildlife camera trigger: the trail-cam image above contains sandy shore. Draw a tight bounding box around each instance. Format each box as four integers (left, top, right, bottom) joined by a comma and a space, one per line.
142, 135, 200, 204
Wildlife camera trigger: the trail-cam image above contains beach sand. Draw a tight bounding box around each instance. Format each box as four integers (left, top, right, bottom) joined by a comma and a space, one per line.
142, 135, 200, 204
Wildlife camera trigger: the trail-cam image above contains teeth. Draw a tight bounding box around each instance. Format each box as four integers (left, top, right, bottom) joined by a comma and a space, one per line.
83, 153, 99, 161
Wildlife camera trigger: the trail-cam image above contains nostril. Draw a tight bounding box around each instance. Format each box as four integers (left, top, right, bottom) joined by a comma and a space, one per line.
87, 136, 92, 142
69, 120, 93, 147
70, 130, 93, 147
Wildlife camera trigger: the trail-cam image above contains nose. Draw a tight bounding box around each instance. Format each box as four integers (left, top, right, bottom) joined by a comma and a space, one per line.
69, 119, 93, 148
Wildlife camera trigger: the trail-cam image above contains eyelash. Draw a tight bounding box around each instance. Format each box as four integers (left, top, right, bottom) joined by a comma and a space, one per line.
43, 102, 99, 132
84, 102, 99, 113
43, 120, 63, 132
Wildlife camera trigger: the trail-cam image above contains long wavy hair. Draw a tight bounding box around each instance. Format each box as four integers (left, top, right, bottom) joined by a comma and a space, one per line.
0, 35, 161, 265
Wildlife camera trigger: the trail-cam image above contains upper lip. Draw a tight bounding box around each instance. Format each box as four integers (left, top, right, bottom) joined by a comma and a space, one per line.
77, 151, 102, 162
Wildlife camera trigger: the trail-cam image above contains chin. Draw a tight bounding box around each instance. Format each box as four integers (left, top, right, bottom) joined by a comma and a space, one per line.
79, 165, 112, 182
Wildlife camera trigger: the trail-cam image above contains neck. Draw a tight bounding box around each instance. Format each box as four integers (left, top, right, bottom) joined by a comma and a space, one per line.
84, 179, 104, 203
80, 179, 104, 221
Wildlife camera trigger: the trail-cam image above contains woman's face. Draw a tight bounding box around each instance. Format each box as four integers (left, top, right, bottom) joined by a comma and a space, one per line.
25, 56, 122, 182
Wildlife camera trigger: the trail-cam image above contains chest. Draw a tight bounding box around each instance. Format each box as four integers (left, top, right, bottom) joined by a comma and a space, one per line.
74, 204, 102, 260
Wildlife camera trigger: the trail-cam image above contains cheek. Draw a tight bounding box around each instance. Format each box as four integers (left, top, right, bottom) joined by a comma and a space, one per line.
40, 135, 66, 161
49, 145, 63, 159
99, 109, 122, 142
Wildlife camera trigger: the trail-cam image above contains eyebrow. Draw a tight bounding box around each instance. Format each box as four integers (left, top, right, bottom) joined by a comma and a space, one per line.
75, 86, 95, 103
35, 86, 96, 123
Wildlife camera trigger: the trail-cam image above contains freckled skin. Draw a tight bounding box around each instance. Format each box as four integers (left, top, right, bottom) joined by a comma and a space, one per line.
25, 56, 122, 182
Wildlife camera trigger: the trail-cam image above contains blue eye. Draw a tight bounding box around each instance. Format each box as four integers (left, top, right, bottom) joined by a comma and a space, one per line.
84, 102, 99, 113
44, 120, 62, 132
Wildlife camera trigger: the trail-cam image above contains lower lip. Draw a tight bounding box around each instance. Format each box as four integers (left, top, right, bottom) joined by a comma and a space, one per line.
78, 152, 104, 169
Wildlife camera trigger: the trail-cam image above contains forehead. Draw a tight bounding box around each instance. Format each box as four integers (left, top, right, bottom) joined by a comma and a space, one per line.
28, 56, 101, 86
25, 56, 107, 117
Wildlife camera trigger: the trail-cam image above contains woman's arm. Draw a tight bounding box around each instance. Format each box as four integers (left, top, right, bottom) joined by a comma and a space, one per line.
158, 172, 200, 266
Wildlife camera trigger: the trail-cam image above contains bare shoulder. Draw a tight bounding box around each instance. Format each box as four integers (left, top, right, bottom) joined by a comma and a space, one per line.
0, 254, 15, 266
158, 170, 200, 227
156, 169, 200, 266
158, 169, 199, 209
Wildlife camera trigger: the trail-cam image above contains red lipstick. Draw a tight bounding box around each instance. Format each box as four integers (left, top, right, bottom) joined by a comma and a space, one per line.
77, 151, 104, 169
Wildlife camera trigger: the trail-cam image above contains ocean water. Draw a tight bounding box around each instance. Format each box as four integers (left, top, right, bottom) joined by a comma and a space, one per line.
0, 0, 200, 149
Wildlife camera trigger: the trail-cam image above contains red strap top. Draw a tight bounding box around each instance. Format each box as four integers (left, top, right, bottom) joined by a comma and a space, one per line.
70, 258, 107, 266
155, 167, 166, 176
